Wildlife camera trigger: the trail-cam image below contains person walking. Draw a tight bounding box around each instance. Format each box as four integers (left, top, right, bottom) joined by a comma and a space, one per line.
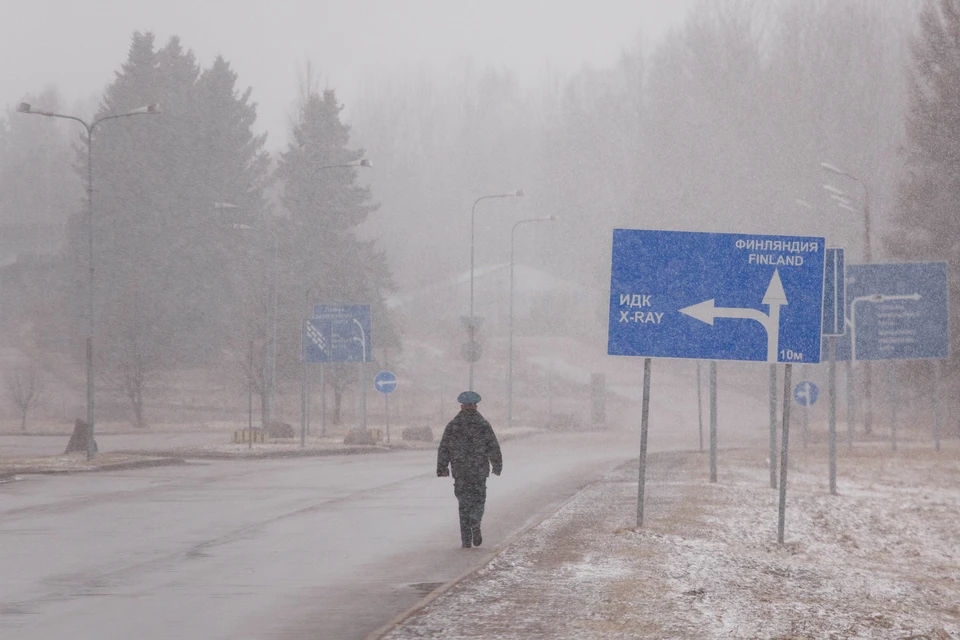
437, 391, 502, 548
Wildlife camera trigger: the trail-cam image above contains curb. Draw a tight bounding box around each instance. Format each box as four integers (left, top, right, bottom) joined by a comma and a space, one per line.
116, 446, 393, 460
0, 456, 186, 479
363, 470, 610, 640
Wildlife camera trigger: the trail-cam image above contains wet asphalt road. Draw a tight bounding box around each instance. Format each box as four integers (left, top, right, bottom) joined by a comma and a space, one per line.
1, 431, 651, 640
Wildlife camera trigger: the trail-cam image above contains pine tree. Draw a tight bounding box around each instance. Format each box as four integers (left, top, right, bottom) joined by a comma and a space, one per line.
891, 0, 960, 371
55, 32, 270, 426
275, 89, 399, 424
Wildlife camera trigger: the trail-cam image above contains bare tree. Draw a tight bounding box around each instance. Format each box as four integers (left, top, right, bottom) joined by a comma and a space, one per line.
7, 364, 45, 432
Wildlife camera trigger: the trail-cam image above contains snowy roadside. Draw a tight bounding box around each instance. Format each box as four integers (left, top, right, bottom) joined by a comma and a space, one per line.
382, 440, 960, 639
0, 452, 183, 478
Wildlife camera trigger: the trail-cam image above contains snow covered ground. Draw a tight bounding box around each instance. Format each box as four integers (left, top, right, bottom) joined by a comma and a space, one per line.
382, 439, 960, 639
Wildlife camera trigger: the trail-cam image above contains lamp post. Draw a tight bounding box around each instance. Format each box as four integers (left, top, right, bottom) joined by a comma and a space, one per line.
300, 159, 372, 445
217, 202, 279, 425
468, 190, 524, 391
18, 102, 160, 460
821, 160, 874, 434
507, 215, 556, 427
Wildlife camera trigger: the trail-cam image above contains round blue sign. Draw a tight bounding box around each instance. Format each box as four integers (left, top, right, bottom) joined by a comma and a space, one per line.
793, 381, 819, 407
374, 371, 397, 394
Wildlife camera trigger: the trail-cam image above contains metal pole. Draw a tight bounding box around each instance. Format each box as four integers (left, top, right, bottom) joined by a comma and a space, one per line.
696, 361, 703, 452
777, 363, 793, 544
300, 363, 306, 448
358, 363, 365, 430
248, 339, 253, 449
934, 360, 942, 452
862, 184, 874, 436
385, 393, 390, 444
469, 199, 477, 392
508, 229, 516, 427
845, 359, 854, 451
85, 127, 95, 461
768, 362, 777, 488
709, 360, 718, 483
890, 362, 898, 451
269, 234, 277, 421
801, 365, 810, 449
320, 364, 326, 437
828, 336, 837, 495
637, 357, 651, 528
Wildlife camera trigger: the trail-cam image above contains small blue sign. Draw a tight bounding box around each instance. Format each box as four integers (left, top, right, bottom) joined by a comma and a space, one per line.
793, 381, 819, 407
374, 371, 397, 394
608, 229, 825, 363
312, 304, 372, 363
822, 248, 845, 336
833, 262, 949, 361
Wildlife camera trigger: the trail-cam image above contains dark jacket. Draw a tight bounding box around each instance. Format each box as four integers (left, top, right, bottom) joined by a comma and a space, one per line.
437, 409, 502, 479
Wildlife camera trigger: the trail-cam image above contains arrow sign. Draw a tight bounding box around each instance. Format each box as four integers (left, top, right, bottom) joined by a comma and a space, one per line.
608, 229, 825, 363
374, 371, 397, 394
679, 270, 788, 362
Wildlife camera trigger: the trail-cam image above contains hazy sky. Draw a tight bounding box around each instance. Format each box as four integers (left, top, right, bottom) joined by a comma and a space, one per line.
1, 0, 693, 147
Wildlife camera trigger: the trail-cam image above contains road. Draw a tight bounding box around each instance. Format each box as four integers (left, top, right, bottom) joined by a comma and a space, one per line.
1, 430, 659, 640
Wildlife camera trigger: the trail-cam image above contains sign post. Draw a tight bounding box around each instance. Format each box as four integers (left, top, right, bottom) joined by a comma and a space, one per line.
374, 371, 398, 443
608, 229, 825, 536
833, 262, 950, 450
308, 305, 373, 432
821, 247, 845, 493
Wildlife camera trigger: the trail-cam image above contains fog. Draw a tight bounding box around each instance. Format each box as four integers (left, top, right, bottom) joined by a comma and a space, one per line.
1, 0, 950, 432
5, 2, 960, 638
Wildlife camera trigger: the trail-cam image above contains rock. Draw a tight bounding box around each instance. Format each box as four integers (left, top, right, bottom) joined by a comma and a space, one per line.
401, 426, 434, 442
264, 421, 294, 438
343, 428, 378, 445
65, 418, 98, 454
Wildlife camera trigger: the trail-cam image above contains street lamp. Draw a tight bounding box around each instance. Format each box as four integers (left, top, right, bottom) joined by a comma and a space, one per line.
821, 162, 871, 263
821, 160, 875, 434
223, 215, 279, 423
18, 101, 160, 460
468, 190, 524, 391
507, 215, 557, 427
311, 158, 372, 177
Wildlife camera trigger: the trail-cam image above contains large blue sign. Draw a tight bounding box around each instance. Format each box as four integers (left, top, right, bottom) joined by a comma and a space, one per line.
306, 304, 372, 363
834, 262, 948, 361
822, 248, 845, 336
608, 229, 825, 363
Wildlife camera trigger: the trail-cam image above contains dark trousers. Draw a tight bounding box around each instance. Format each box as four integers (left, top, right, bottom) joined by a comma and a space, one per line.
453, 476, 487, 546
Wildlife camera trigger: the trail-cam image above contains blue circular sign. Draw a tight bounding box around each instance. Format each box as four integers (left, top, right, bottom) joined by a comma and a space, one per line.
793, 381, 819, 407
374, 371, 397, 394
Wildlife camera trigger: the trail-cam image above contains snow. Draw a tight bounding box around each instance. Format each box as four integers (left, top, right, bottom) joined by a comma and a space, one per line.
383, 440, 960, 639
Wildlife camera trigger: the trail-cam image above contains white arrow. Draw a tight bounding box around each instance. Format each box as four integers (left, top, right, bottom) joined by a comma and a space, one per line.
679, 269, 789, 362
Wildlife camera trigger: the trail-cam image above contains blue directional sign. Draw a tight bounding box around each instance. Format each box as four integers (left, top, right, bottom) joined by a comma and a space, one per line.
374, 371, 397, 394
822, 248, 845, 336
301, 318, 333, 363
834, 262, 948, 361
311, 304, 372, 363
608, 229, 825, 363
793, 381, 819, 407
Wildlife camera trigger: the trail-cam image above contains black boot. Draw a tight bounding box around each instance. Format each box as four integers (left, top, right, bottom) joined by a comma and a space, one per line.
472, 525, 482, 547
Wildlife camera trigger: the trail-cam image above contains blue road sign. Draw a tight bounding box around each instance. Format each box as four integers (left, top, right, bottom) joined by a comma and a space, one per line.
607, 229, 825, 363
312, 304, 372, 363
834, 262, 949, 361
822, 248, 845, 336
301, 318, 333, 363
374, 371, 397, 394
793, 381, 819, 406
